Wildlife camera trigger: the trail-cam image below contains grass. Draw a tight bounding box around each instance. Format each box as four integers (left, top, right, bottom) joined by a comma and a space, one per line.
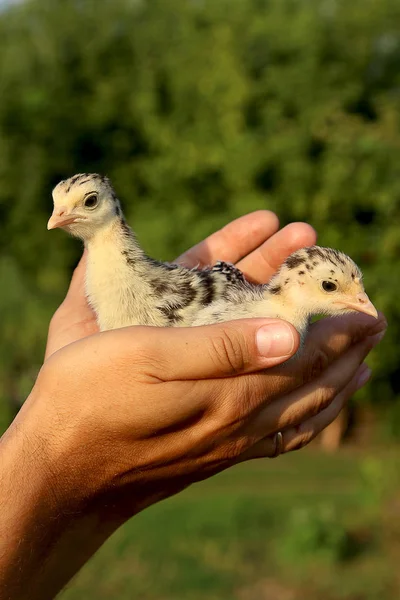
58, 448, 400, 600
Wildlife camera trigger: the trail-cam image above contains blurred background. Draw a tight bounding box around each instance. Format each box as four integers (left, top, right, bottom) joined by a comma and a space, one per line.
1, 0, 400, 598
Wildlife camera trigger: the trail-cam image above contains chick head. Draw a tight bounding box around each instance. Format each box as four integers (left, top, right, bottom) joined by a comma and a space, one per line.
48, 173, 121, 239
275, 246, 378, 319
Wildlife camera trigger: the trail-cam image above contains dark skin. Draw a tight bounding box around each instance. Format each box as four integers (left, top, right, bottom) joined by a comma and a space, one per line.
0, 212, 386, 600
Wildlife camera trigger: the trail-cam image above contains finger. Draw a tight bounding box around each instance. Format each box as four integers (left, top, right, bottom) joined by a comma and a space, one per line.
44, 250, 98, 359
49, 249, 94, 325
283, 363, 370, 453
239, 363, 370, 460
64, 249, 89, 307
175, 211, 280, 268
252, 339, 374, 435
210, 311, 386, 416
295, 311, 387, 385
236, 222, 317, 283
104, 318, 299, 380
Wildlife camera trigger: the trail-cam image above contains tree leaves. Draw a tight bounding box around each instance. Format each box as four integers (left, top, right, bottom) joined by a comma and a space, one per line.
0, 0, 399, 409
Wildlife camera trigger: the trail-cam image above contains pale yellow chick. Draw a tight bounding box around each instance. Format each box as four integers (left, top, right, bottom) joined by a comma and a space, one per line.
193, 246, 378, 344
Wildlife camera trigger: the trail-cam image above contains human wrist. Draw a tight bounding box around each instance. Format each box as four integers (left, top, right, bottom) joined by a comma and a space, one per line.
0, 392, 82, 551
6, 385, 163, 522
0, 407, 66, 598
0, 392, 119, 599
1, 391, 78, 513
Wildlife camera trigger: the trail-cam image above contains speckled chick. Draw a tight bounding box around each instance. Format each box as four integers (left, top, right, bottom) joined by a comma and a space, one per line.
192, 246, 378, 344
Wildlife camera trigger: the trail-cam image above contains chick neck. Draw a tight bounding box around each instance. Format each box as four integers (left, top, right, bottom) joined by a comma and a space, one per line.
263, 270, 315, 342
85, 213, 147, 265
83, 211, 162, 331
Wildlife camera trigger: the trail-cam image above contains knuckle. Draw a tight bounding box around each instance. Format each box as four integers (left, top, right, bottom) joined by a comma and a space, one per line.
298, 430, 313, 449
310, 385, 336, 415
126, 346, 168, 381
36, 355, 71, 397
291, 427, 313, 452
223, 436, 253, 460
209, 330, 247, 375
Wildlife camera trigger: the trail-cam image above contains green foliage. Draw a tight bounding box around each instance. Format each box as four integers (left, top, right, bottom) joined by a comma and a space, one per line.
357, 455, 400, 514
0, 0, 400, 416
275, 503, 350, 566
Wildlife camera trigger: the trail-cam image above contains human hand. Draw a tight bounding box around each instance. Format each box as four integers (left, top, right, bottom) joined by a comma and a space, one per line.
45, 211, 316, 357
40, 209, 385, 502
2, 294, 384, 599
26, 311, 384, 517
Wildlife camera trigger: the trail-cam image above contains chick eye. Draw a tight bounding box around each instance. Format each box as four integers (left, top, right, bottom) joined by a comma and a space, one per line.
84, 193, 98, 209
322, 280, 337, 292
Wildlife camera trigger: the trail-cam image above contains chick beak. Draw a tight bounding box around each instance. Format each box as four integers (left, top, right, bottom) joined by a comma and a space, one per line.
47, 207, 77, 230
341, 292, 378, 319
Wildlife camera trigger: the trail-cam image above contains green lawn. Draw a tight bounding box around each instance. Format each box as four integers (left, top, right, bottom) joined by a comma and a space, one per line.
59, 448, 400, 600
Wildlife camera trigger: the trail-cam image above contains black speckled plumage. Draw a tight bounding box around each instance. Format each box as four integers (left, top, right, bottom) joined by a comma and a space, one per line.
193, 246, 376, 348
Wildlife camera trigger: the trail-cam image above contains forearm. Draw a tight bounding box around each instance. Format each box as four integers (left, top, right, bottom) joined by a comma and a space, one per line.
0, 400, 117, 600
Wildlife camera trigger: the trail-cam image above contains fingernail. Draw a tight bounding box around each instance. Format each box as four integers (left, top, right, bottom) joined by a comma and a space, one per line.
356, 365, 372, 389
256, 323, 295, 358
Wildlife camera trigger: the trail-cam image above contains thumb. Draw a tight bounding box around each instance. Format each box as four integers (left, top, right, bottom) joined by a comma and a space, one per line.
116, 318, 299, 381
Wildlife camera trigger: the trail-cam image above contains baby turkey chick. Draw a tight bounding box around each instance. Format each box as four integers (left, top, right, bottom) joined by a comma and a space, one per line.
192, 246, 378, 344
48, 173, 245, 331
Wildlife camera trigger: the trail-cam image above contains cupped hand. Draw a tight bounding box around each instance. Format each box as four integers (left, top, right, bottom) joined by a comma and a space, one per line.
23, 309, 384, 523
45, 211, 316, 358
